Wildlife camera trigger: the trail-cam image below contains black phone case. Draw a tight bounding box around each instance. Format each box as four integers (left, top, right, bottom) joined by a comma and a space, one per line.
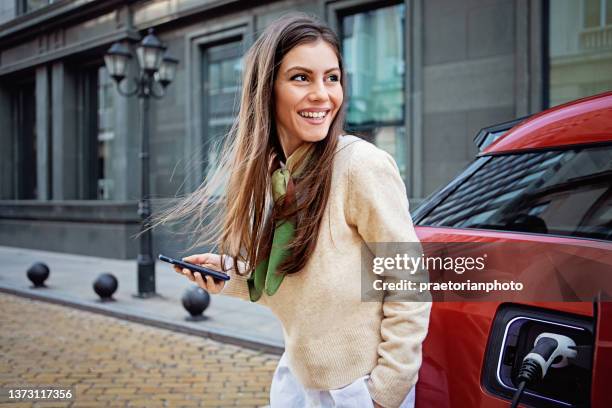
159, 254, 230, 281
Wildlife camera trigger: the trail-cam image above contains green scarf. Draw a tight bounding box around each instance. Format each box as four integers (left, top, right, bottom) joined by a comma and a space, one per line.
247, 143, 315, 302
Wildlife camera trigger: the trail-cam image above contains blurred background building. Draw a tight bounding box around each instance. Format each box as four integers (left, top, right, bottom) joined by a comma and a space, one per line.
0, 0, 611, 258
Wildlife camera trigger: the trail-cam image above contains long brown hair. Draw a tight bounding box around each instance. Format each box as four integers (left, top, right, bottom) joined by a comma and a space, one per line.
153, 13, 347, 277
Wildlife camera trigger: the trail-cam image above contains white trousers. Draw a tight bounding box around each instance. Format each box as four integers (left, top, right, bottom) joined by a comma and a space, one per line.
270, 352, 416, 408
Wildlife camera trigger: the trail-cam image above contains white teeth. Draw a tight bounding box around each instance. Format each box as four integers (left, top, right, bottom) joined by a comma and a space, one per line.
299, 111, 327, 119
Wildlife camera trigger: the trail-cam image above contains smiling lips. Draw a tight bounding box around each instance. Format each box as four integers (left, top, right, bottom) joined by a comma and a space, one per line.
298, 109, 330, 124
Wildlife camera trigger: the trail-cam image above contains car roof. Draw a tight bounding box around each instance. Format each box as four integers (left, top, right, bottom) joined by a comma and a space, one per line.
482, 91, 612, 155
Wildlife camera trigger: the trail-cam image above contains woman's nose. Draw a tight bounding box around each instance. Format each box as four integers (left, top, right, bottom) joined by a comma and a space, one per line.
307, 79, 329, 102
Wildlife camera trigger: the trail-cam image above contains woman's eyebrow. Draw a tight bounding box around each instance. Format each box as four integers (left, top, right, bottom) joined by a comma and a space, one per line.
285, 66, 340, 74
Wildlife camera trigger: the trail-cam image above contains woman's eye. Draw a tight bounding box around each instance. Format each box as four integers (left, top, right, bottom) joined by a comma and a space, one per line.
290, 73, 340, 82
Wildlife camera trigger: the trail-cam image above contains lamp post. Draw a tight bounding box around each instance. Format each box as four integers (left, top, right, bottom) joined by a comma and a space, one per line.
104, 28, 179, 298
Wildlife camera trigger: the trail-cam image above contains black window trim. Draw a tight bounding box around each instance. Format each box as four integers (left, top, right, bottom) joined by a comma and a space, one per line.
473, 116, 531, 152
414, 116, 532, 220
412, 156, 491, 223
480, 140, 612, 157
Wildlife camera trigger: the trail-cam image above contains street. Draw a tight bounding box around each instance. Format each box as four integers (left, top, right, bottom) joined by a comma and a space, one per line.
0, 293, 279, 407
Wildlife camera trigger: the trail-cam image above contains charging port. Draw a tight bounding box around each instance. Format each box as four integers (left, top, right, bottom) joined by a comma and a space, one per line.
482, 304, 593, 407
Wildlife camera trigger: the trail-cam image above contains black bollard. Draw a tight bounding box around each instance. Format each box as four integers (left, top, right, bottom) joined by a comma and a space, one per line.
27, 262, 50, 288
182, 286, 210, 321
93, 273, 118, 302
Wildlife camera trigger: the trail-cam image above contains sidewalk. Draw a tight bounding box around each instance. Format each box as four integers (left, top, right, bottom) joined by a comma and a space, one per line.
0, 245, 284, 355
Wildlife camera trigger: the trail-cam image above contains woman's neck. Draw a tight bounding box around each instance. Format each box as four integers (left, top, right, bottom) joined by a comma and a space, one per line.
280, 139, 304, 161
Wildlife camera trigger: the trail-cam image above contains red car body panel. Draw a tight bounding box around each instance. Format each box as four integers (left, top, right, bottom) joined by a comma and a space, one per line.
413, 226, 598, 408
414, 92, 612, 407
482, 92, 612, 155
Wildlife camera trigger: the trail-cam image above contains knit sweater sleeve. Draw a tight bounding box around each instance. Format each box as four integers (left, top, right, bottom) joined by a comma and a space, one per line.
346, 142, 431, 408
219, 257, 257, 303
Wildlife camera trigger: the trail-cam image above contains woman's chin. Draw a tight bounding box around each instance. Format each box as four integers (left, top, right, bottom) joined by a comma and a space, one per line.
299, 129, 330, 143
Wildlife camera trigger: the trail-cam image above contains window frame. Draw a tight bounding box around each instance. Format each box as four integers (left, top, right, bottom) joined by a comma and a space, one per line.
582, 0, 610, 29
16, 0, 56, 16
74, 59, 117, 201
332, 0, 407, 130
200, 37, 243, 180
327, 0, 421, 196
544, 0, 612, 109
184, 17, 253, 193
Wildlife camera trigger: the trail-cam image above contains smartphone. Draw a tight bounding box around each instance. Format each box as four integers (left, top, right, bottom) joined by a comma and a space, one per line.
158, 254, 230, 281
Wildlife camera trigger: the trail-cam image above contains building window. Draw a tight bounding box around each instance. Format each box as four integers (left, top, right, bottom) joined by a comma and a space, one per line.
340, 3, 407, 180
201, 39, 243, 182
584, 0, 612, 28
96, 66, 116, 200
19, 0, 55, 14
78, 65, 116, 200
9, 78, 37, 199
548, 0, 612, 107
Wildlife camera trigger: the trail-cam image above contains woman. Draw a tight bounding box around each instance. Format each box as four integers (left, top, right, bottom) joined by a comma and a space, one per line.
160, 13, 431, 408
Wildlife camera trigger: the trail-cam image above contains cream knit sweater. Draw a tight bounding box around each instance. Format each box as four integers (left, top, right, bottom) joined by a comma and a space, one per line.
221, 134, 431, 408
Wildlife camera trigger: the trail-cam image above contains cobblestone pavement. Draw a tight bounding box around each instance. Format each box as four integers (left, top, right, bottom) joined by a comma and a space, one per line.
0, 293, 280, 407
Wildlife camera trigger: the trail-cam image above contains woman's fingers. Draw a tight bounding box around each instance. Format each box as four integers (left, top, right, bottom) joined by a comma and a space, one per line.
182, 268, 196, 282
193, 271, 206, 287
172, 266, 225, 293
182, 254, 206, 264
170, 253, 226, 293
172, 264, 188, 278
206, 275, 225, 293
183, 253, 220, 267
192, 272, 224, 294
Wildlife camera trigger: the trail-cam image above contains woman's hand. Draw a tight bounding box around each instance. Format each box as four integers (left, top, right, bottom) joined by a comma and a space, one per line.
172, 253, 226, 294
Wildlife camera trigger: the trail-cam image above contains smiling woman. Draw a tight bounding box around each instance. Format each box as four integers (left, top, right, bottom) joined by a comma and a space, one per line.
273, 40, 344, 156
153, 13, 430, 408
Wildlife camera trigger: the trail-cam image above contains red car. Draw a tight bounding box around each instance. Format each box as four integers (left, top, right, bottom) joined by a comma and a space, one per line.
411, 92, 612, 407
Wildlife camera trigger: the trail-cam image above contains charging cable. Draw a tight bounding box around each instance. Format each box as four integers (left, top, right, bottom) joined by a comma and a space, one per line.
510, 332, 577, 408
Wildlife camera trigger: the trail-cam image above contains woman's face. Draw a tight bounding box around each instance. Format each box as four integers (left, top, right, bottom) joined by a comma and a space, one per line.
273, 39, 344, 157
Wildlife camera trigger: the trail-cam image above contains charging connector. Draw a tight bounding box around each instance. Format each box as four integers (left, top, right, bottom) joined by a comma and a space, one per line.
510, 333, 577, 408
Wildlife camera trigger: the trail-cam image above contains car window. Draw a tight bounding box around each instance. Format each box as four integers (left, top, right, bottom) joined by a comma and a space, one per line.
419, 145, 612, 241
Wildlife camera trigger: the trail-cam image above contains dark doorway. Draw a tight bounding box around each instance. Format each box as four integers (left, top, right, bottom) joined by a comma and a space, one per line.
10, 79, 37, 199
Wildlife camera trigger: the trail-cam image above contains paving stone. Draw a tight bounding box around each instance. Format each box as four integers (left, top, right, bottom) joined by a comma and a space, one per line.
1, 293, 279, 407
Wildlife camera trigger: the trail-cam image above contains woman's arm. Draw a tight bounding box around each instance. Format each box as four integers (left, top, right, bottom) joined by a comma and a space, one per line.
346, 142, 431, 408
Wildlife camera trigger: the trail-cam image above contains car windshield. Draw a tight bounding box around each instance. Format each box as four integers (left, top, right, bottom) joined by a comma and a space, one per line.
419, 145, 612, 241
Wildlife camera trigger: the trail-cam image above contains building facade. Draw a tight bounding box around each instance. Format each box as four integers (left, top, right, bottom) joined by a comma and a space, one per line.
1, 0, 611, 258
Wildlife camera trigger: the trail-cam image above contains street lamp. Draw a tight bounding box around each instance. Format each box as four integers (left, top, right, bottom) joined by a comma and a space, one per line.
104, 28, 179, 298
